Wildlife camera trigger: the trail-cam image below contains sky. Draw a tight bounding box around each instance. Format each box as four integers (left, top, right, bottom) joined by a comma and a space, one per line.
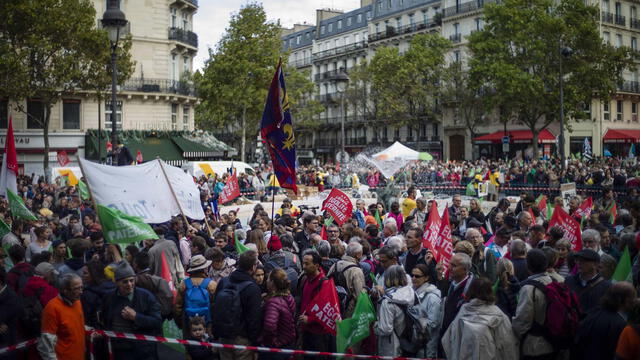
193, 0, 361, 71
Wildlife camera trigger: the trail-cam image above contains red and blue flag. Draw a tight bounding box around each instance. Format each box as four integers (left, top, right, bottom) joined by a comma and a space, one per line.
260, 60, 298, 194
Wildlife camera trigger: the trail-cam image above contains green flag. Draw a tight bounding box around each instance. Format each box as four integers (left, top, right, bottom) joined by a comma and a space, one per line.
547, 204, 554, 220
235, 232, 249, 254
7, 189, 37, 221
374, 210, 383, 231
0, 219, 10, 239
324, 216, 334, 227
492, 277, 500, 295
612, 247, 633, 282
336, 292, 376, 354
96, 205, 158, 244
466, 181, 476, 196
77, 180, 90, 200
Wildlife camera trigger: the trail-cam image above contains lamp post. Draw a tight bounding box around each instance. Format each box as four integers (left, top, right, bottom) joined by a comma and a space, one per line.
332, 69, 350, 163
101, 0, 128, 164
559, 46, 573, 169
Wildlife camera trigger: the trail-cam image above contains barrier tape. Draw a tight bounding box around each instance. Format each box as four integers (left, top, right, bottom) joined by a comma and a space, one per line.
0, 330, 440, 360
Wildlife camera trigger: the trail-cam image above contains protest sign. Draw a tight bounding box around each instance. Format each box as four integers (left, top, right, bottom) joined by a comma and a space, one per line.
306, 278, 341, 335
548, 206, 582, 251
322, 188, 353, 226
219, 172, 241, 203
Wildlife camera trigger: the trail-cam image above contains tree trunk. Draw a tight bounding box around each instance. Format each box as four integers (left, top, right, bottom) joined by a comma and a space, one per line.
43, 103, 51, 183
240, 104, 246, 162
531, 129, 540, 160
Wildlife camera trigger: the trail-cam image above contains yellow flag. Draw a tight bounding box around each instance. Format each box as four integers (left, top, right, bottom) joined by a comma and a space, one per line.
57, 169, 78, 186
198, 163, 216, 177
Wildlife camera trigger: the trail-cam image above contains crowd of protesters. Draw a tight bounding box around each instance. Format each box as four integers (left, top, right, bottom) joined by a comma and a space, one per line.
1, 156, 640, 360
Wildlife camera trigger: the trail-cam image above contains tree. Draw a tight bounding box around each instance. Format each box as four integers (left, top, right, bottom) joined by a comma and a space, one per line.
442, 63, 488, 141
283, 65, 323, 128
196, 3, 282, 162
468, 0, 630, 158
0, 0, 134, 175
368, 33, 450, 136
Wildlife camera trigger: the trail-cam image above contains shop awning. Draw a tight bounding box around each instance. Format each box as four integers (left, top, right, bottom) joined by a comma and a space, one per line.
171, 136, 223, 158
126, 137, 185, 166
474, 129, 555, 144
603, 129, 640, 143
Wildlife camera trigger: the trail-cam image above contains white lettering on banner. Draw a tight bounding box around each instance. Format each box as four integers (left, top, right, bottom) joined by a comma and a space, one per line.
321, 188, 353, 226
310, 303, 339, 331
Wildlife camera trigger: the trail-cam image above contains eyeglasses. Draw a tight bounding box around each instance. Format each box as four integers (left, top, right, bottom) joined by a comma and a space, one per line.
411, 274, 425, 278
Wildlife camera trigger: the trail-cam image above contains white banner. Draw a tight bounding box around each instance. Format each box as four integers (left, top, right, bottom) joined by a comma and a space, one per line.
79, 158, 204, 223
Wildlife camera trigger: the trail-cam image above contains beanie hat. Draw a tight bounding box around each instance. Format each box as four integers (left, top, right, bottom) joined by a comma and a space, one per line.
114, 261, 135, 281
52, 239, 64, 249
268, 235, 282, 252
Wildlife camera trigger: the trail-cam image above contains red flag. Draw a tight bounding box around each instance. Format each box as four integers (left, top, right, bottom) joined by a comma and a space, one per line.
528, 207, 535, 222
574, 196, 593, 219
106, 141, 112, 153
56, 150, 70, 167
433, 209, 454, 272
608, 202, 617, 224
135, 150, 143, 164
0, 116, 18, 196
321, 188, 353, 226
219, 173, 241, 203
320, 225, 328, 240
305, 278, 341, 335
160, 251, 176, 300
548, 206, 583, 251
422, 201, 441, 254
537, 195, 547, 213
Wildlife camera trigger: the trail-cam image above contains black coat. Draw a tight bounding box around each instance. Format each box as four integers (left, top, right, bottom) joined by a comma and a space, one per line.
82, 281, 116, 328
572, 307, 627, 360
294, 231, 311, 256
0, 286, 22, 360
565, 274, 612, 315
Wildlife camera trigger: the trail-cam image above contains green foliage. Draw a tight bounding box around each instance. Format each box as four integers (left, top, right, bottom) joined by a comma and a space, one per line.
0, 0, 134, 173
283, 66, 323, 128
442, 63, 488, 138
368, 33, 451, 130
468, 0, 630, 158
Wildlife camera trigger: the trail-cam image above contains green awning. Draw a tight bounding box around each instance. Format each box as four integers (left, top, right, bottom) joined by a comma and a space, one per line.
126, 137, 185, 165
171, 136, 222, 157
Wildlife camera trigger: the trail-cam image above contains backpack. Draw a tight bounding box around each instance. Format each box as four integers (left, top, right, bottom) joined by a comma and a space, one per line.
329, 263, 359, 314
184, 278, 212, 323
211, 278, 253, 338
20, 287, 45, 337
523, 279, 581, 350
265, 256, 300, 295
395, 293, 429, 356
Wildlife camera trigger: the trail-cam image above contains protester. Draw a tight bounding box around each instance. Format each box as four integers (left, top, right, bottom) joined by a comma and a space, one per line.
0, 267, 22, 360
410, 263, 441, 358
374, 265, 414, 357
175, 255, 217, 334
565, 248, 612, 314
259, 268, 297, 360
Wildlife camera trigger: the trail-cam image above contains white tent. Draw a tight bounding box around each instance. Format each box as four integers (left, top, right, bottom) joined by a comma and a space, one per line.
372, 141, 421, 161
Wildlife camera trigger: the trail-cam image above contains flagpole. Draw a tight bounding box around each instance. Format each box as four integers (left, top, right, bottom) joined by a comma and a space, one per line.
77, 157, 100, 215
157, 157, 191, 229
270, 174, 276, 237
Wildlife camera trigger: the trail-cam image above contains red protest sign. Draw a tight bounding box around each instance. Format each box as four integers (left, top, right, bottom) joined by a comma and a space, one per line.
574, 196, 593, 219
422, 200, 441, 254
305, 278, 341, 335
57, 150, 70, 167
548, 206, 583, 251
433, 208, 454, 272
321, 188, 353, 226
219, 173, 241, 204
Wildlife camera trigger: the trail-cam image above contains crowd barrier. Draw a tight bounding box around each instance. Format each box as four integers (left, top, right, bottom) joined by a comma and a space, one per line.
0, 329, 442, 360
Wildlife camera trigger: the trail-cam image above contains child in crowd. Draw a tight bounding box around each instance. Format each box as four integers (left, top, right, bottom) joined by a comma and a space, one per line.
186, 316, 214, 360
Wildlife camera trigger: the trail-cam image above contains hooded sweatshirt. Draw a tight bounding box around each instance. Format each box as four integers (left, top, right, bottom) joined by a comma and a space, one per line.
374, 285, 415, 357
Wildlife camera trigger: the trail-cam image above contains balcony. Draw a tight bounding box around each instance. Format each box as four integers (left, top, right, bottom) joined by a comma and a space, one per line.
368, 21, 439, 42
443, 0, 496, 18
314, 69, 349, 82
618, 81, 640, 94
449, 33, 462, 43
602, 11, 614, 24
312, 41, 367, 61
121, 78, 197, 97
317, 94, 339, 104
346, 137, 367, 146
615, 14, 626, 26
168, 27, 198, 49
632, 18, 640, 29
317, 139, 339, 147
171, 0, 198, 7
290, 58, 312, 68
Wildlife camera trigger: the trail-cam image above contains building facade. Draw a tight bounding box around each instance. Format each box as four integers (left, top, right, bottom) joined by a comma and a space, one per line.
284, 0, 640, 161
0, 0, 199, 175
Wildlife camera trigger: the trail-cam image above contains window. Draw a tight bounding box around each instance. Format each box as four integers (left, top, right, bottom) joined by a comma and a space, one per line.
454, 50, 460, 62
183, 56, 189, 74
306, 32, 310, 40
632, 103, 638, 121
344, 36, 350, 45
354, 33, 360, 43
475, 18, 483, 30
617, 100, 623, 120
357, 13, 362, 23
615, 2, 622, 16
172, 54, 177, 81
334, 39, 340, 48
367, 11, 372, 19
584, 102, 591, 119
632, 6, 637, 19
454, 22, 460, 34
0, 100, 6, 128
183, 105, 190, 129
388, 0, 392, 9
603, 0, 610, 11
378, 2, 383, 11
105, 100, 123, 130
321, 25, 326, 35
375, 23, 380, 33
409, 13, 415, 26
396, 17, 402, 28
296, 35, 301, 44
604, 101, 610, 120
171, 8, 177, 28
632, 37, 638, 50
337, 20, 342, 29
616, 34, 623, 47
289, 38, 293, 47
347, 17, 352, 26
171, 104, 178, 130
423, 10, 428, 23
603, 31, 610, 43
328, 23, 333, 32
27, 100, 44, 129
400, 0, 404, 5
62, 100, 80, 129
182, 11, 189, 31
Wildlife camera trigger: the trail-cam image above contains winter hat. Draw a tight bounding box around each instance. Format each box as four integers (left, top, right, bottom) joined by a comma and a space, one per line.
114, 261, 136, 281
52, 239, 64, 249
268, 235, 282, 252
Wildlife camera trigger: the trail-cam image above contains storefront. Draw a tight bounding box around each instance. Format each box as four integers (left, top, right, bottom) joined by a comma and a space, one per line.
473, 129, 556, 159
602, 129, 640, 157
0, 132, 85, 176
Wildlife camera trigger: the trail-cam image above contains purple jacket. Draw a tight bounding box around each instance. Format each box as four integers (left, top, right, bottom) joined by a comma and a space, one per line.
260, 294, 296, 348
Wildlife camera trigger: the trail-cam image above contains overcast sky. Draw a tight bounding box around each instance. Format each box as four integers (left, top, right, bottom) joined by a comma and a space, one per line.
193, 0, 361, 71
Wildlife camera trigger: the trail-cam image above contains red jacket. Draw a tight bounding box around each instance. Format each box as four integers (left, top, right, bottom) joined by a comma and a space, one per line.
7, 262, 33, 293
260, 295, 296, 348
299, 271, 326, 334
22, 276, 58, 307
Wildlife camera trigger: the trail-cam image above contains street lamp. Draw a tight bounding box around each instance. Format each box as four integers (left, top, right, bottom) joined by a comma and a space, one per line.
332, 69, 350, 163
559, 46, 573, 169
101, 0, 128, 164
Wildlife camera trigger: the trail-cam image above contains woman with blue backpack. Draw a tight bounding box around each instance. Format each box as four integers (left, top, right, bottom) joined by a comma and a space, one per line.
174, 255, 217, 337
